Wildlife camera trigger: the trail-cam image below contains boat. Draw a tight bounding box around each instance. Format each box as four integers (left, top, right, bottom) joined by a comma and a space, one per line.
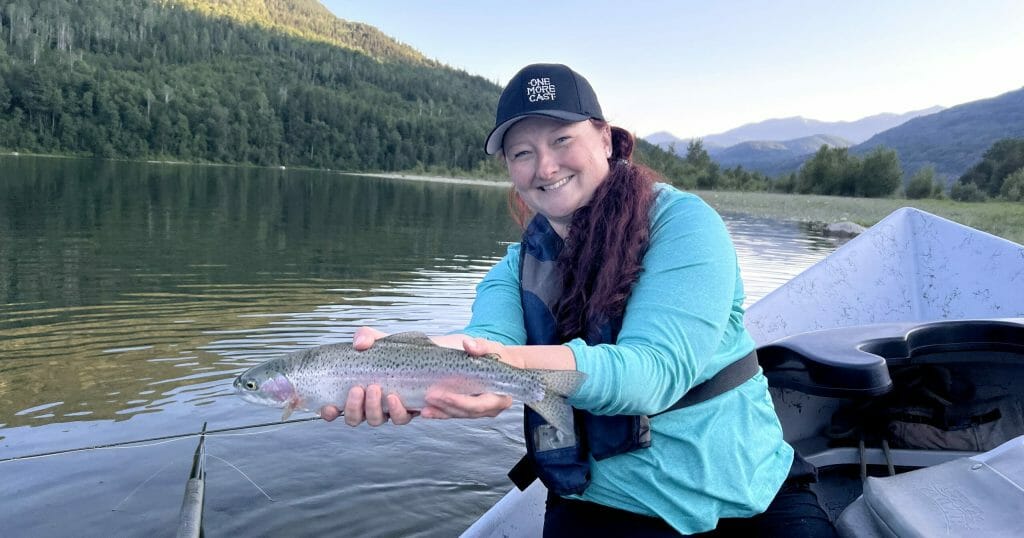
462, 207, 1024, 537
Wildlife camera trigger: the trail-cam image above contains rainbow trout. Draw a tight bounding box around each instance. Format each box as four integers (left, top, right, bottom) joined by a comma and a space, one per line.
234, 332, 586, 434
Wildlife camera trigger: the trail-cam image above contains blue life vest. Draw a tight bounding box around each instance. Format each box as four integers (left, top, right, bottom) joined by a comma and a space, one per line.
513, 214, 651, 496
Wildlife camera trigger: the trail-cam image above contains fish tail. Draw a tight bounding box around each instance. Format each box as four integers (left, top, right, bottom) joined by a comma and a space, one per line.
524, 370, 586, 435
525, 392, 576, 436
534, 369, 587, 398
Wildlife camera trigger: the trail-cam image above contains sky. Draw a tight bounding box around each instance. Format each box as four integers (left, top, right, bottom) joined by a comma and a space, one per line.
321, 1, 1024, 139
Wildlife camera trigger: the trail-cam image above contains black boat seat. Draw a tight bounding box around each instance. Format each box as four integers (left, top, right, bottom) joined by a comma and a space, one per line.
756, 318, 1024, 398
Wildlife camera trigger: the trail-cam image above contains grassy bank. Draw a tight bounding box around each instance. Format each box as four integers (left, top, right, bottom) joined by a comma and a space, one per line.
695, 190, 1024, 245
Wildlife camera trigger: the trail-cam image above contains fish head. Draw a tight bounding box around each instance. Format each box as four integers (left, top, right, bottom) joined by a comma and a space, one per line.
234, 361, 296, 409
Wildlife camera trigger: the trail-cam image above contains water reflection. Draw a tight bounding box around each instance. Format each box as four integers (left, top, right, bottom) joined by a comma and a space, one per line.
1, 157, 514, 430
0, 156, 840, 536
722, 211, 845, 303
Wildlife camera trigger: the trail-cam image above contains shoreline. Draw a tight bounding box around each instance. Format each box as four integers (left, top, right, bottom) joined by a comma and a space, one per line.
0, 151, 511, 186
4, 152, 1018, 244
337, 171, 508, 188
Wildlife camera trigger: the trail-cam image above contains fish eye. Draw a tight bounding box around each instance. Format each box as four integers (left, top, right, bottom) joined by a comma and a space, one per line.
244, 380, 258, 391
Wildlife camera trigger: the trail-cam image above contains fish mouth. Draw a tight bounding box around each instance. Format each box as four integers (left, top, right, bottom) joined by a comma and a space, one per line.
238, 391, 287, 408
539, 175, 573, 191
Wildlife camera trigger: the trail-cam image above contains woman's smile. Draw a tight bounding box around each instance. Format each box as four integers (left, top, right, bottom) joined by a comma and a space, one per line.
540, 175, 574, 191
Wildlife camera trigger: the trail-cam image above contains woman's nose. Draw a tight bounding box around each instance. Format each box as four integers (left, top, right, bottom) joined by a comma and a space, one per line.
535, 149, 559, 179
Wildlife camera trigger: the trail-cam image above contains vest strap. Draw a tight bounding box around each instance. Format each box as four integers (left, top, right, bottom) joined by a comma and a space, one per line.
650, 349, 760, 417
508, 452, 539, 491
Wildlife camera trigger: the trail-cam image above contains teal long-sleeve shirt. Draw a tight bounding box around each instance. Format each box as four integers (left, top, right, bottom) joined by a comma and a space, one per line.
462, 184, 793, 534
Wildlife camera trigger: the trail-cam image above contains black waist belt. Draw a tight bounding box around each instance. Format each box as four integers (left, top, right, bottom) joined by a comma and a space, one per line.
650, 349, 761, 417
508, 350, 761, 490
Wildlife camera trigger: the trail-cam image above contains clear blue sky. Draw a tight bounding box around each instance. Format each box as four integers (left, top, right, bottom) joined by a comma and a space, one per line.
321, 1, 1024, 139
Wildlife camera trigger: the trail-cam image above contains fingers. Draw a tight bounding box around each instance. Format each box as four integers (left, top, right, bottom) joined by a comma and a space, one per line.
320, 405, 342, 422
462, 337, 522, 368
344, 385, 366, 426
386, 394, 416, 425
423, 389, 512, 419
363, 384, 386, 426
353, 326, 388, 351
462, 336, 497, 357
338, 385, 415, 427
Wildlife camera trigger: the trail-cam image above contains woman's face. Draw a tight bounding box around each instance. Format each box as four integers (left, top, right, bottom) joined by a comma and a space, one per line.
503, 117, 612, 236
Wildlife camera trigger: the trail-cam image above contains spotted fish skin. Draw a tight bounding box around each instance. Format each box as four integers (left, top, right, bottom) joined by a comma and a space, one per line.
234, 332, 586, 434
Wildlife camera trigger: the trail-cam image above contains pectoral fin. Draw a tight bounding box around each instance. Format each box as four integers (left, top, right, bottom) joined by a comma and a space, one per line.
281, 398, 299, 421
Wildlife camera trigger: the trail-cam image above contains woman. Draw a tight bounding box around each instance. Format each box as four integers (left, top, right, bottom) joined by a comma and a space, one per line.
323, 64, 835, 536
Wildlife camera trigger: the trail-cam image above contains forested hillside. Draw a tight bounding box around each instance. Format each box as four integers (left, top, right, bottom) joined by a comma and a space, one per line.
0, 0, 501, 173
167, 0, 430, 64
853, 87, 1024, 181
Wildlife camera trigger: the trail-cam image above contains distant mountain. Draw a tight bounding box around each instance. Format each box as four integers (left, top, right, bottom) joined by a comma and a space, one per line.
701, 107, 943, 148
645, 106, 942, 158
852, 87, 1024, 181
713, 134, 851, 175
645, 131, 725, 153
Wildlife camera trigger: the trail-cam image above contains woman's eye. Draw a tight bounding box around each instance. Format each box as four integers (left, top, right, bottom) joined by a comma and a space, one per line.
512, 150, 530, 159
555, 136, 571, 145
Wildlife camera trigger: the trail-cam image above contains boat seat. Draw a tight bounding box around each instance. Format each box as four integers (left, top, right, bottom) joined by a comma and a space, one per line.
835, 433, 1024, 538
756, 318, 1024, 398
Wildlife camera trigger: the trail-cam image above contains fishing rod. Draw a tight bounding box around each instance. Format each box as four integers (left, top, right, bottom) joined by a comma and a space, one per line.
176, 422, 207, 538
0, 416, 324, 464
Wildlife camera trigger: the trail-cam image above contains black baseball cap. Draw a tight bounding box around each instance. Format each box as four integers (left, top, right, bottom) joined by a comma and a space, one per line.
484, 63, 604, 155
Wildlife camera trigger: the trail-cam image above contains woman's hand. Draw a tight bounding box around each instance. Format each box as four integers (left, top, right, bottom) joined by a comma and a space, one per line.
320, 327, 416, 426
421, 337, 514, 420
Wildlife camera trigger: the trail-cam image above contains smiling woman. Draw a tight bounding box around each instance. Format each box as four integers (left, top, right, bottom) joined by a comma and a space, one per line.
325, 63, 839, 537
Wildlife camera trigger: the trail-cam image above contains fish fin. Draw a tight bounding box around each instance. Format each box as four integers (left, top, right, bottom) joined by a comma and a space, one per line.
281, 398, 299, 421
534, 369, 587, 398
380, 331, 435, 346
526, 393, 576, 436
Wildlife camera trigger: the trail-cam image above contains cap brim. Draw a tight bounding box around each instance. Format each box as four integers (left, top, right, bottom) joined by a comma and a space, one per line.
484, 111, 593, 155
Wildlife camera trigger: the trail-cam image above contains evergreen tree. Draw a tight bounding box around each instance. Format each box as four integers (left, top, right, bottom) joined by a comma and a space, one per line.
905, 165, 943, 199
958, 139, 1024, 197
1000, 168, 1024, 202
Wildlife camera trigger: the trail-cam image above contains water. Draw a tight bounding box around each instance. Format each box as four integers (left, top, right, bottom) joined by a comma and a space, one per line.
0, 155, 841, 536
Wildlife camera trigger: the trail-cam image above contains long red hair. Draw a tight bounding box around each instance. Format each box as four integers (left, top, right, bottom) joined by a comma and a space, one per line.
508, 122, 658, 340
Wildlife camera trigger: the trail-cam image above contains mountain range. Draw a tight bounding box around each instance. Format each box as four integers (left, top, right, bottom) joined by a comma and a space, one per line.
711, 135, 852, 176
852, 86, 1024, 181
646, 86, 1024, 181
647, 106, 942, 151
646, 106, 945, 175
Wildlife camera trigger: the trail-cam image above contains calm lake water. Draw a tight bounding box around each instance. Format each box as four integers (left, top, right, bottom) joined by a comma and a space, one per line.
0, 155, 842, 537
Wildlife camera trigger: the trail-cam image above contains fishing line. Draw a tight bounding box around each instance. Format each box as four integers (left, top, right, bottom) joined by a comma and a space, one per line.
206, 453, 275, 502
111, 458, 179, 511
205, 424, 296, 437
0, 416, 325, 464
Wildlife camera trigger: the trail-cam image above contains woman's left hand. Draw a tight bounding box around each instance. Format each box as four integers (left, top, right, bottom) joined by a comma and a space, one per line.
421, 337, 516, 419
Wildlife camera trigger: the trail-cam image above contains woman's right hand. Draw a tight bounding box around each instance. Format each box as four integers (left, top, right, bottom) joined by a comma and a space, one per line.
320, 327, 417, 426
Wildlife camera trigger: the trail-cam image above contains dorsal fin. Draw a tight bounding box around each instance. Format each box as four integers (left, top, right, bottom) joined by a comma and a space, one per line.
379, 331, 436, 346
